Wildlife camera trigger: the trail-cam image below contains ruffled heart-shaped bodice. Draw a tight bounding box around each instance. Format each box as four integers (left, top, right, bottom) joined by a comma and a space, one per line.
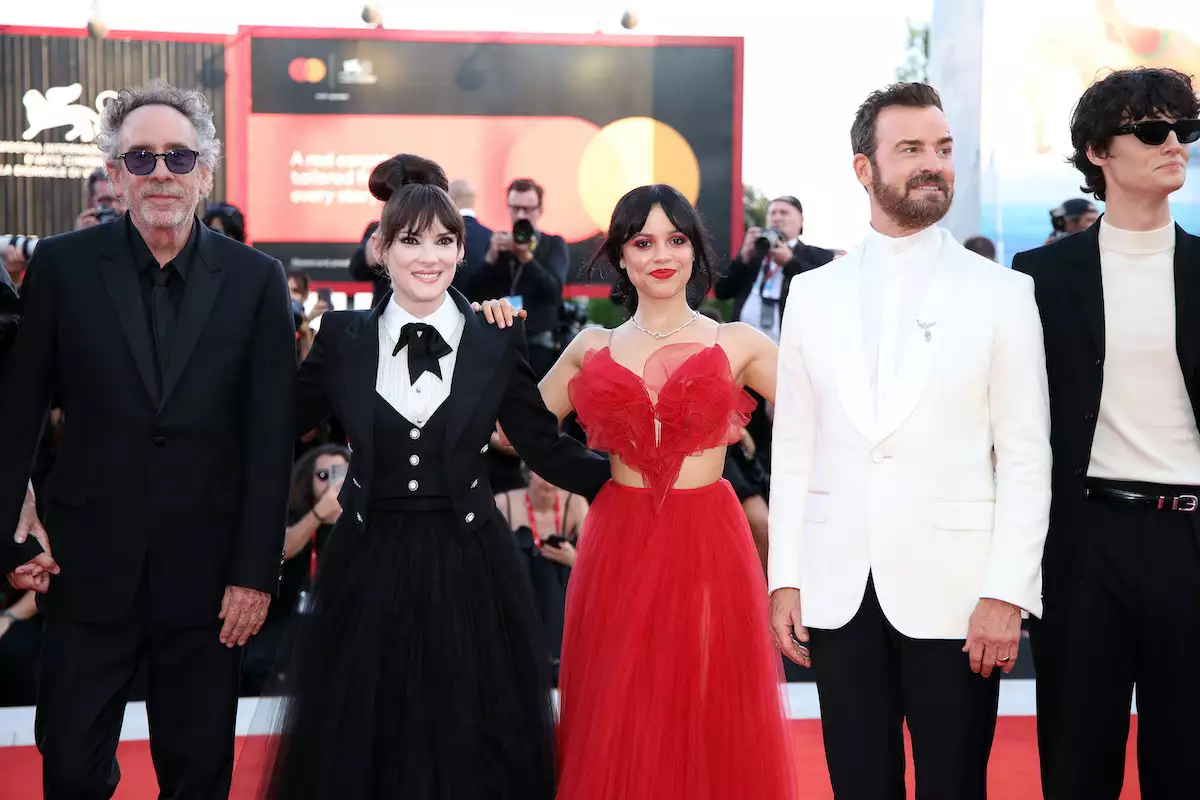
568, 343, 756, 509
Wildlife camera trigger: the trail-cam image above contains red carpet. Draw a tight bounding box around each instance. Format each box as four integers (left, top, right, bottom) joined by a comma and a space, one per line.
0, 718, 1141, 799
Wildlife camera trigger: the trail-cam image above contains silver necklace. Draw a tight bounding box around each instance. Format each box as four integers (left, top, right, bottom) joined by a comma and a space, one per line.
631, 309, 699, 340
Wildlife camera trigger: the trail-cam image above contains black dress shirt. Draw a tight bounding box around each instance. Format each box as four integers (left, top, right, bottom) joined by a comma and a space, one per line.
127, 216, 197, 389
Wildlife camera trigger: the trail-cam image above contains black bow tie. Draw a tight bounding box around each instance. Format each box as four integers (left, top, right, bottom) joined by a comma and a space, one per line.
393, 322, 453, 385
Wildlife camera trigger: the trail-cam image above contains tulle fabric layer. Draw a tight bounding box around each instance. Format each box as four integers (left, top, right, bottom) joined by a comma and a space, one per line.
230, 507, 556, 800
555, 480, 796, 800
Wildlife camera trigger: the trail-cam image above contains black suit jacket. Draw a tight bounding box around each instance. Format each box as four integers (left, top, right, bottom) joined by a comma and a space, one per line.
1012, 221, 1200, 603
296, 288, 608, 535
715, 241, 837, 322
461, 215, 492, 284
0, 217, 297, 625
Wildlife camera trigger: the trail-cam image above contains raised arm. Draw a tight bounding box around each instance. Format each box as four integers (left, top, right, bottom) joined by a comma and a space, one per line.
497, 322, 610, 501
536, 326, 609, 423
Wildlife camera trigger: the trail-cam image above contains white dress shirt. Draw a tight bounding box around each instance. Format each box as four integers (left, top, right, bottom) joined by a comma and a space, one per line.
1089, 218, 1200, 484
376, 293, 465, 426
860, 224, 941, 413
739, 237, 798, 342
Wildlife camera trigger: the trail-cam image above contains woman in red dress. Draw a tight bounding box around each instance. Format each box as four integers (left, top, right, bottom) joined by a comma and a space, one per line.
534, 185, 798, 799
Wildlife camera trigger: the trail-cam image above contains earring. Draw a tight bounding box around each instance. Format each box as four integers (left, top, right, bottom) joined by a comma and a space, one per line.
618, 260, 626, 270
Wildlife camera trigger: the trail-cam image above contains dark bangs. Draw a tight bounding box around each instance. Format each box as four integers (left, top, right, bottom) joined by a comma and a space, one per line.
587, 184, 717, 314
376, 184, 466, 251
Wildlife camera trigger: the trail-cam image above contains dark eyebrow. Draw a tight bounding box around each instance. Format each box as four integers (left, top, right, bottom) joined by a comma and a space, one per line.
895, 136, 954, 149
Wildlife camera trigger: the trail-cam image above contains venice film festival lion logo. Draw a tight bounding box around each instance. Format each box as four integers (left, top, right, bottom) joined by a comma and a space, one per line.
22, 83, 119, 142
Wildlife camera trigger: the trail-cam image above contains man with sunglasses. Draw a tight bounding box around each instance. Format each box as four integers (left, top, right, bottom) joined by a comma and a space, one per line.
1013, 67, 1200, 799
0, 81, 295, 799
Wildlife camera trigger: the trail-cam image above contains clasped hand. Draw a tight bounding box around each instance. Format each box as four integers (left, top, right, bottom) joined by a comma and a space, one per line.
963, 598, 1022, 678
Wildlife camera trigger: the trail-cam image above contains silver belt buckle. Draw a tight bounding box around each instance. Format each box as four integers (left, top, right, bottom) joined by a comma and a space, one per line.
1168, 494, 1198, 512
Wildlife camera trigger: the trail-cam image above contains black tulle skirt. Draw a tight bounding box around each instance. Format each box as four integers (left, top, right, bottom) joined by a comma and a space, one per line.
233, 503, 557, 800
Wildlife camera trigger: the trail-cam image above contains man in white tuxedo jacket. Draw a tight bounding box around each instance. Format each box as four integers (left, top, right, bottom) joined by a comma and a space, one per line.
767, 83, 1052, 800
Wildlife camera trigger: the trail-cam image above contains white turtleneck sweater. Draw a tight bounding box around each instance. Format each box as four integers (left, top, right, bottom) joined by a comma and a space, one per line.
1088, 218, 1200, 484
860, 224, 943, 413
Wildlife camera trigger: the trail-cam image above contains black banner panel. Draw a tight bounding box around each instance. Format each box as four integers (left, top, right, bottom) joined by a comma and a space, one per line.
232, 31, 740, 289
0, 32, 226, 239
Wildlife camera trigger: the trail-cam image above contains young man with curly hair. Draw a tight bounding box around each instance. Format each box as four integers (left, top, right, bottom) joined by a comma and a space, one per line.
1013, 67, 1200, 800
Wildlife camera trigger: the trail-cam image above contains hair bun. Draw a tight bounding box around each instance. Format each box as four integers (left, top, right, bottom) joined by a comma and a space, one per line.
368, 154, 450, 202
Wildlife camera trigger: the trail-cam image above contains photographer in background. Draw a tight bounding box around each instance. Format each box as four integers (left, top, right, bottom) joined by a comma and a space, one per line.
1044, 197, 1099, 244
715, 195, 837, 342
464, 178, 570, 378
75, 167, 126, 230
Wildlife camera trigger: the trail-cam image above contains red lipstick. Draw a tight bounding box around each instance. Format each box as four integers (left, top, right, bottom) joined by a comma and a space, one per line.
650, 269, 676, 280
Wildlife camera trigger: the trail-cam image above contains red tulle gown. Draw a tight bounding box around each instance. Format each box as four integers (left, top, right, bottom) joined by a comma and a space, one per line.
558, 341, 797, 800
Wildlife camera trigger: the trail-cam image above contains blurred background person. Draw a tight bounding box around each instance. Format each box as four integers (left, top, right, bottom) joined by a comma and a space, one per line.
964, 234, 997, 261
241, 445, 348, 697
74, 166, 127, 231
449, 178, 493, 283
202, 202, 246, 242
1045, 197, 1099, 243
495, 465, 589, 685
715, 194, 837, 342
464, 178, 569, 378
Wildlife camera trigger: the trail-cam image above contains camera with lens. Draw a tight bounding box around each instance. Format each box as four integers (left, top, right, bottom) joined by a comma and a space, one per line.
754, 227, 784, 256
556, 297, 589, 349
95, 204, 121, 225
512, 218, 536, 245
0, 234, 39, 259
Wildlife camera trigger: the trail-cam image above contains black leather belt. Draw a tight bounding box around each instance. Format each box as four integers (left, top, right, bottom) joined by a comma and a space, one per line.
1085, 484, 1200, 512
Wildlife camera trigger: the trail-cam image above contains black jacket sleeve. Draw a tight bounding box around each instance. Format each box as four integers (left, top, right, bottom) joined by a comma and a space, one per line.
295, 314, 335, 437
0, 247, 56, 572
228, 260, 297, 595
497, 320, 609, 501
715, 256, 760, 301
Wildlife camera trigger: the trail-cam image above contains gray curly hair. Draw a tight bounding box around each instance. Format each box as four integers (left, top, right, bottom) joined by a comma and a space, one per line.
95, 79, 221, 170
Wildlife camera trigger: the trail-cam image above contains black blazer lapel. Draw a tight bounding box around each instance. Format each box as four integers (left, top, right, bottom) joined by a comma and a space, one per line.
97, 226, 160, 406
343, 300, 384, 474
1069, 222, 1105, 360
161, 223, 225, 408
443, 288, 507, 453
1174, 226, 1200, 387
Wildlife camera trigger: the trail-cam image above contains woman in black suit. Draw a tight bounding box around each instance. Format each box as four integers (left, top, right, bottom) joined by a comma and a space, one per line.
253, 154, 609, 800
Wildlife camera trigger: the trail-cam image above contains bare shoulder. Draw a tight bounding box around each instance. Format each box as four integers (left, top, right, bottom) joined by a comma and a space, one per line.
562, 325, 612, 364
719, 321, 776, 353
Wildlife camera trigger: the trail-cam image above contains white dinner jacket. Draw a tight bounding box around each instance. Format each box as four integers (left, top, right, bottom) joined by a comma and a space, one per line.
767, 227, 1052, 640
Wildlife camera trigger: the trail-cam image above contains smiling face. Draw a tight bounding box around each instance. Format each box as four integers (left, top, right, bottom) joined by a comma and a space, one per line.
376, 219, 463, 306
1090, 116, 1191, 201
856, 104, 955, 230
106, 104, 211, 234
619, 204, 695, 303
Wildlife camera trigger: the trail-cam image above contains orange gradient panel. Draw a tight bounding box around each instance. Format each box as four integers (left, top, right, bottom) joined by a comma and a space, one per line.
246, 114, 700, 243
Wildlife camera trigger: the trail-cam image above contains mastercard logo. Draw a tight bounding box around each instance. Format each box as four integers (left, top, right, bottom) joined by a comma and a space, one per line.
288, 58, 327, 84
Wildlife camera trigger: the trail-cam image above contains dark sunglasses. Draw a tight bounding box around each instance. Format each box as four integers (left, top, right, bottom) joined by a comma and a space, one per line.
1114, 119, 1200, 146
117, 149, 200, 176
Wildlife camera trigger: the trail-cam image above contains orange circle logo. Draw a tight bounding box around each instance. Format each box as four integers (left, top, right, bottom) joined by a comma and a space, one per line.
287, 58, 327, 84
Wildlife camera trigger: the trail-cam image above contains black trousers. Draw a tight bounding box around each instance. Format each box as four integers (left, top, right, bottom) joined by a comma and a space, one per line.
35, 578, 242, 799
810, 576, 1000, 800
1029, 480, 1200, 800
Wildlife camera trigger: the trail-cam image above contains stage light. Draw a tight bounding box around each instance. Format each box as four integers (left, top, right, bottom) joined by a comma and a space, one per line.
620, 9, 639, 30
362, 3, 383, 27
87, 0, 107, 39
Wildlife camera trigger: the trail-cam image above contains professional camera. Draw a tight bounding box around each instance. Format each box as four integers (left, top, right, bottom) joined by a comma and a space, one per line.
556, 297, 590, 349
95, 203, 121, 225
0, 234, 39, 259
754, 227, 784, 256
512, 218, 536, 245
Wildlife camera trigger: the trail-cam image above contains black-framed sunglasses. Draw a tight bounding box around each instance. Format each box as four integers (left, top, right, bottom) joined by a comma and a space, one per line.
1114, 119, 1200, 146
117, 149, 200, 176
